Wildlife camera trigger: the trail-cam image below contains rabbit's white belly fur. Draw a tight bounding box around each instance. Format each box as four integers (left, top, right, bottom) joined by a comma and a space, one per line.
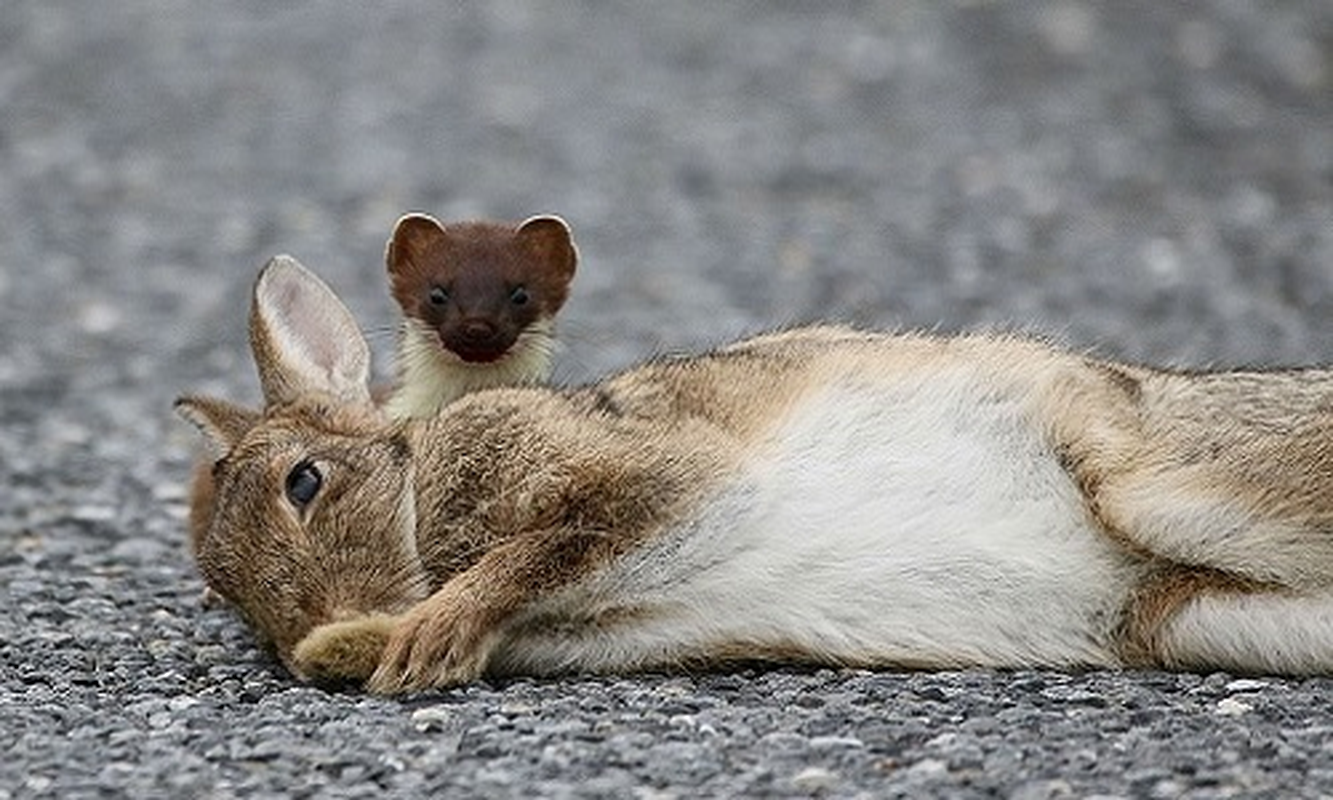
494, 372, 1141, 674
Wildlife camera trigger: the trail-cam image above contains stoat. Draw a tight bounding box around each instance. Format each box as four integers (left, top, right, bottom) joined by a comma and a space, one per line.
383, 213, 577, 419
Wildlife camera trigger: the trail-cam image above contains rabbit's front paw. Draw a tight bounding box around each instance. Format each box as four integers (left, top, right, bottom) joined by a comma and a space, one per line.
366, 590, 495, 694
291, 614, 396, 685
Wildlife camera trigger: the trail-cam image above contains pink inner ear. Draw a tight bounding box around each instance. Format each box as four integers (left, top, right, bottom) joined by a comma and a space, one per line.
280, 281, 345, 378
254, 256, 371, 404
291, 286, 367, 395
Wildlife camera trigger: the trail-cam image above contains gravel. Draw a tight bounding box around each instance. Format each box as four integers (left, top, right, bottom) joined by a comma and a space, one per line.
2, 1, 1331, 797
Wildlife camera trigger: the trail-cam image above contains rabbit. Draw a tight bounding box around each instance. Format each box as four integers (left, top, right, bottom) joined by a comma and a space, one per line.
176, 255, 1333, 694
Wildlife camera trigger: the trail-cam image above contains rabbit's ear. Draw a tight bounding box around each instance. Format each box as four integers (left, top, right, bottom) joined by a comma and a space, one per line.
174, 395, 260, 456
249, 255, 372, 406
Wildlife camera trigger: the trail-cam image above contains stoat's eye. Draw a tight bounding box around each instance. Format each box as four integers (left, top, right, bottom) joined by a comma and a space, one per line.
285, 460, 322, 508
509, 285, 530, 306
428, 286, 449, 306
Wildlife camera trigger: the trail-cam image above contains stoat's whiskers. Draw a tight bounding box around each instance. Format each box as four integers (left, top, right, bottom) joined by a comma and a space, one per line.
383, 317, 558, 419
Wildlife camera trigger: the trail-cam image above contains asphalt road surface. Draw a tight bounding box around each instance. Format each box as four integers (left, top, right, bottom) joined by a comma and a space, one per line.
2, 2, 1331, 797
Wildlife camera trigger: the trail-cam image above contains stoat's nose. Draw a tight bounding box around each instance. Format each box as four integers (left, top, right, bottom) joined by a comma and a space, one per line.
459, 319, 499, 342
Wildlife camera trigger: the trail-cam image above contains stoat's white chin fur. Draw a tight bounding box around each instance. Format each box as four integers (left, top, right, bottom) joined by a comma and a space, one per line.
384, 316, 556, 419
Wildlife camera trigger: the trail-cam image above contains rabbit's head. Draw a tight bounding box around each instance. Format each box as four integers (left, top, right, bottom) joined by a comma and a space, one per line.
176, 257, 430, 676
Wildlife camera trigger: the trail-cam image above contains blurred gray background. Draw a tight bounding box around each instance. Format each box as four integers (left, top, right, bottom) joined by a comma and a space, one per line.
2, 2, 1330, 797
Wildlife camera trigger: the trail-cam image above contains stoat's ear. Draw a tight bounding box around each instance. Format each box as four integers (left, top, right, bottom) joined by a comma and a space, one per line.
386, 213, 448, 276
516, 215, 577, 284
248, 255, 372, 406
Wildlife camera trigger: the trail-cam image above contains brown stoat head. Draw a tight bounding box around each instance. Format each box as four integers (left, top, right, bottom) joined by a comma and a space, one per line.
385, 214, 577, 365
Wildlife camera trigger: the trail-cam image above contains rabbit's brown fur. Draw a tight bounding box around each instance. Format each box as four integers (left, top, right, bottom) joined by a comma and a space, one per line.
178, 256, 1333, 693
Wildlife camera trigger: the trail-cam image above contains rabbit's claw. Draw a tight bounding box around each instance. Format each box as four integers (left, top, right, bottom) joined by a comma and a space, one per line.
368, 591, 493, 694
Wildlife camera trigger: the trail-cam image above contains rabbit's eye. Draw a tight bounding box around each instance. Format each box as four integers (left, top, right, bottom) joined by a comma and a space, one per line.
509, 285, 530, 306
285, 460, 322, 508
428, 286, 449, 306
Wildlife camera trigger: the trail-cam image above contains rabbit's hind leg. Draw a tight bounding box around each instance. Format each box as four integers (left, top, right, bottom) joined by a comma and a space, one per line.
1086, 457, 1333, 592
1128, 567, 1333, 676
